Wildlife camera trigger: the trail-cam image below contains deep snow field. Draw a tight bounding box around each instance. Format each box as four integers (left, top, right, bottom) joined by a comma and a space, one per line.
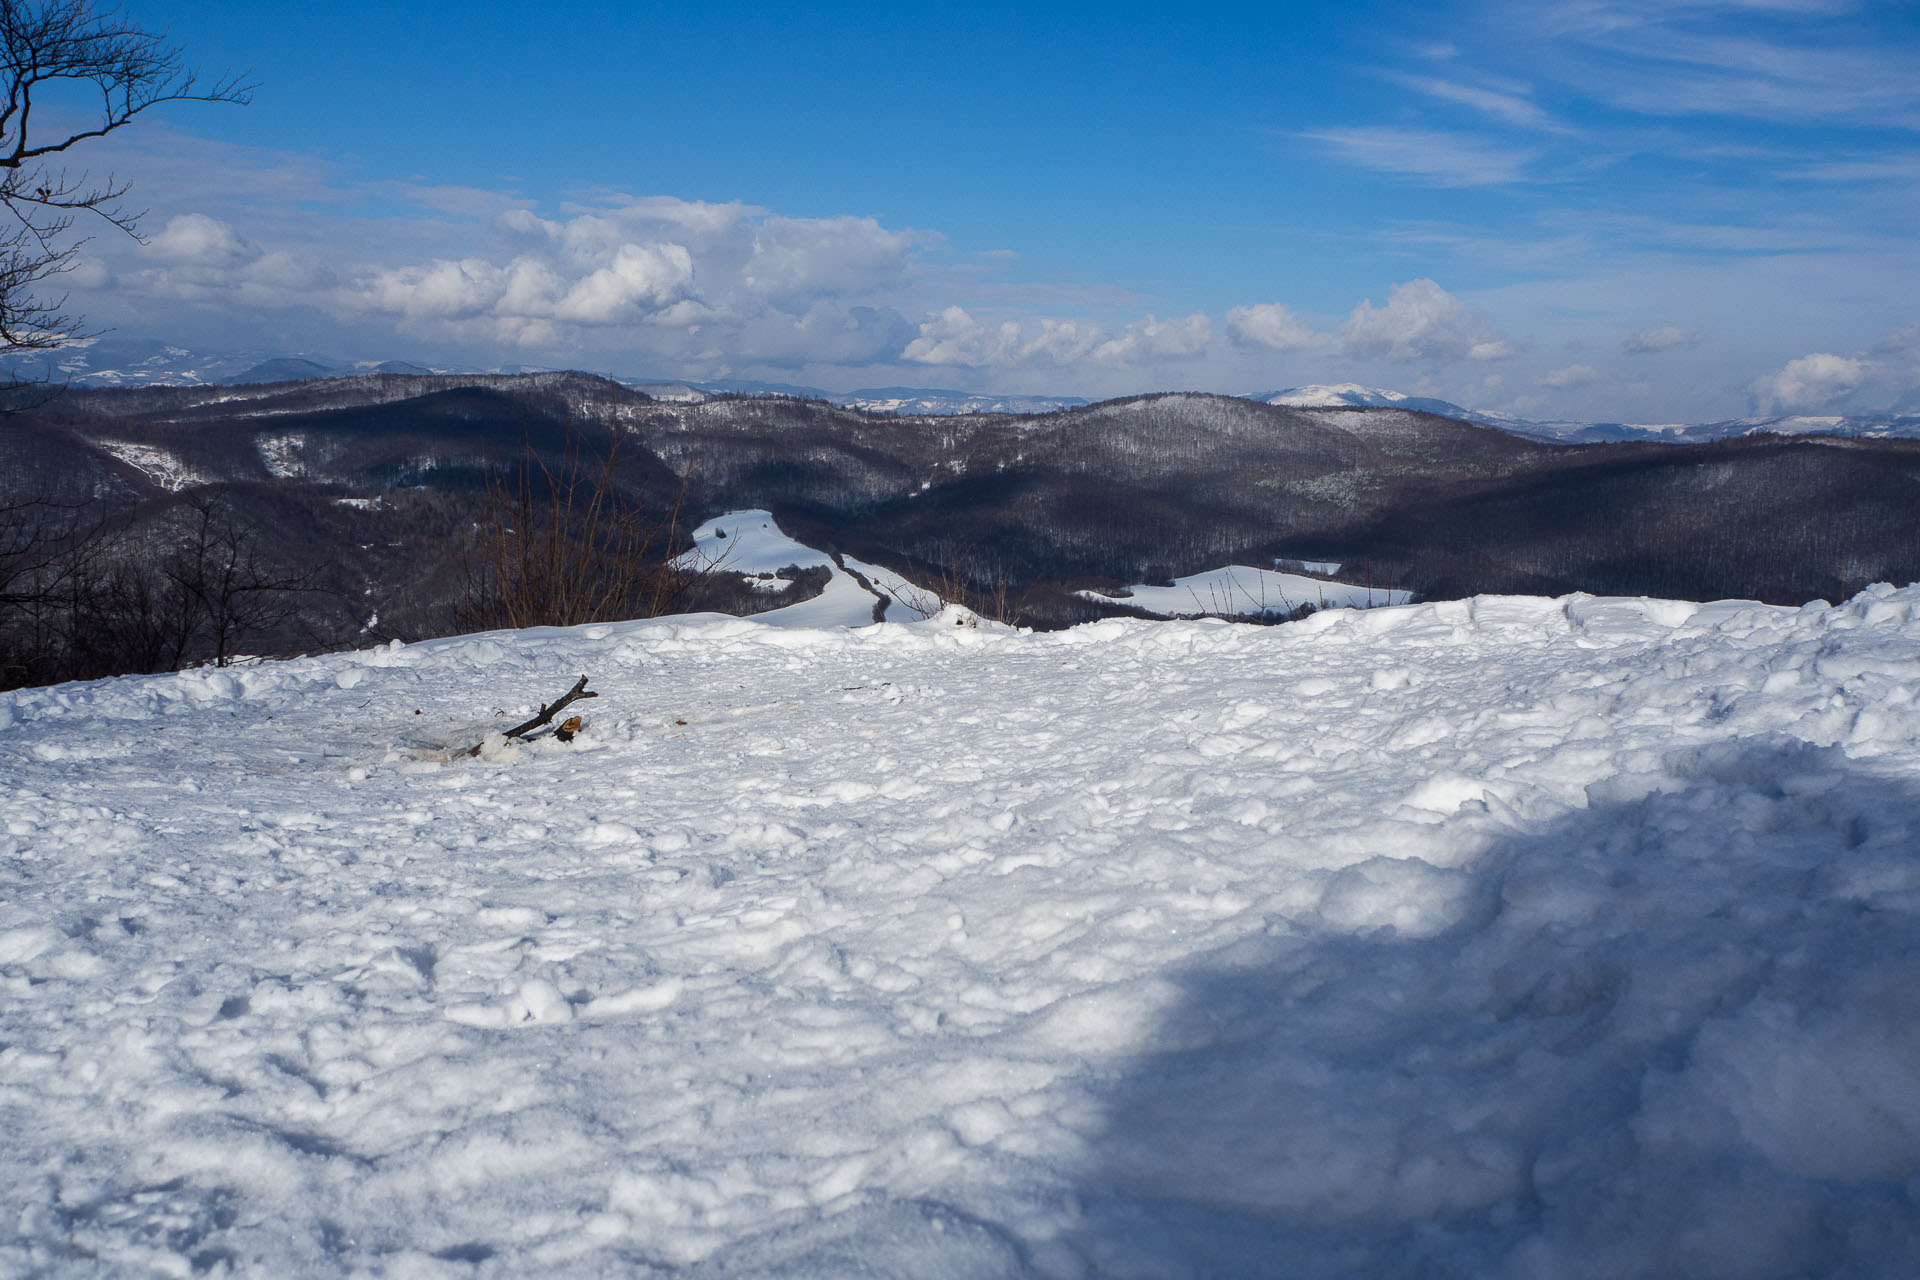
5, 579, 1920, 1277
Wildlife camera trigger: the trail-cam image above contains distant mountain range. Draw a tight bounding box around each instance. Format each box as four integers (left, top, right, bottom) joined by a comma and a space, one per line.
5, 371, 1917, 668
0, 338, 459, 388
1250, 382, 1920, 444
836, 387, 1091, 415
0, 337, 1093, 416
6, 337, 1917, 442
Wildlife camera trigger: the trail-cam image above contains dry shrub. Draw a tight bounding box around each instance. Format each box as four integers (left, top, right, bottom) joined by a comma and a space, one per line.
885, 540, 1034, 627
455, 426, 704, 632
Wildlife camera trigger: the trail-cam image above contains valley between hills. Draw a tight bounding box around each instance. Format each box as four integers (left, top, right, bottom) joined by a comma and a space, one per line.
4, 369, 1917, 686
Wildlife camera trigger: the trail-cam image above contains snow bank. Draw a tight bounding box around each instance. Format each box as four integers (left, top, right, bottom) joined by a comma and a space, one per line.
1083, 563, 1411, 617
4, 586, 1920, 1276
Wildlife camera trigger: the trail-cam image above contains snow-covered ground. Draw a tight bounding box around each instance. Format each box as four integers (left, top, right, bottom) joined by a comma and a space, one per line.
1083, 564, 1411, 618
680, 510, 945, 626
5, 586, 1920, 1276
676, 511, 887, 628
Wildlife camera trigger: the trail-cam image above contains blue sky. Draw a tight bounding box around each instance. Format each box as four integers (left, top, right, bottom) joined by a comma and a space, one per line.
52, 0, 1920, 419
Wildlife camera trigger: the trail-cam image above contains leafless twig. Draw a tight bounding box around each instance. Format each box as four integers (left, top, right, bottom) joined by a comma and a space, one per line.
465, 675, 598, 756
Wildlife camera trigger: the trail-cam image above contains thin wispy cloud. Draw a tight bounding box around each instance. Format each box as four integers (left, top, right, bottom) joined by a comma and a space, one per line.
1376, 71, 1567, 132
1516, 0, 1920, 127
1535, 0, 1866, 41
1783, 155, 1920, 184
1649, 221, 1861, 253
1872, 322, 1920, 357
1624, 326, 1704, 354
1539, 363, 1599, 388
1302, 127, 1538, 187
1601, 48, 1920, 128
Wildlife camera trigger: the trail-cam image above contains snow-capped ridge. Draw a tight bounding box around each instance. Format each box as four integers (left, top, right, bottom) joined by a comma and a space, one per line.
1499, 410, 1920, 444
1248, 384, 1920, 444
1250, 383, 1478, 419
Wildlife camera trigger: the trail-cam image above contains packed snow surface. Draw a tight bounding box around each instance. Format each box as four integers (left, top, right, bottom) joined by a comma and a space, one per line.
6, 586, 1920, 1276
1083, 564, 1411, 617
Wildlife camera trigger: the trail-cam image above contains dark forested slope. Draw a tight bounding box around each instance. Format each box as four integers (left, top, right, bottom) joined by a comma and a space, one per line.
4, 373, 1915, 675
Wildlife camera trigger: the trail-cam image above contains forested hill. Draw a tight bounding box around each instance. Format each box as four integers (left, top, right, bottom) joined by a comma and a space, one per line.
7, 374, 1919, 644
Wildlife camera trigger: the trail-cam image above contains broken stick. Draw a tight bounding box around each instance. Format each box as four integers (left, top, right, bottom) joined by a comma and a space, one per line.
466, 675, 599, 756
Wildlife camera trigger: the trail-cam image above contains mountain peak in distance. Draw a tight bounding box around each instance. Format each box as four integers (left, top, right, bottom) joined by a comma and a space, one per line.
1249, 384, 1477, 418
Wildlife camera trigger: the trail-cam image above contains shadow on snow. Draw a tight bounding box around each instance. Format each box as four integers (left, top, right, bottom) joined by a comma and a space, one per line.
1061, 737, 1920, 1279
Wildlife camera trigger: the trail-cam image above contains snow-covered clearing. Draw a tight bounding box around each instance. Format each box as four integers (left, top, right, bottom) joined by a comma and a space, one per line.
1083, 564, 1411, 618
94, 442, 206, 493
678, 511, 935, 626
5, 587, 1920, 1276
257, 434, 308, 480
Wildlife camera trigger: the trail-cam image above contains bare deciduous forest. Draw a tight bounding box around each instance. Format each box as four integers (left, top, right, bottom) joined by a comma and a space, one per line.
4, 374, 1917, 688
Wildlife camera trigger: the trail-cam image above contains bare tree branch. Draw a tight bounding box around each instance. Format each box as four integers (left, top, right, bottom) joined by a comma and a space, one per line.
0, 2, 252, 368
465, 675, 598, 756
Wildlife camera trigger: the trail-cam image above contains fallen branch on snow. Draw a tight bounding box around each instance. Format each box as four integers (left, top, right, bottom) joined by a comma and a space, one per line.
466, 675, 598, 757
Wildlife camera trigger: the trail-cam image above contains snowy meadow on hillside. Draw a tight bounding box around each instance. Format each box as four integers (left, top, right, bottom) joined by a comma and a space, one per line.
5, 586, 1920, 1276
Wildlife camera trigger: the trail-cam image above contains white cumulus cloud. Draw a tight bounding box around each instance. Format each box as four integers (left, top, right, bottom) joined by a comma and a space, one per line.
363, 258, 506, 322
902, 306, 1026, 367
904, 307, 1214, 370
1091, 312, 1214, 364
744, 216, 916, 306
1226, 303, 1319, 352
1339, 279, 1516, 363
1748, 353, 1869, 414
318, 198, 922, 359
147, 214, 260, 268
553, 243, 697, 324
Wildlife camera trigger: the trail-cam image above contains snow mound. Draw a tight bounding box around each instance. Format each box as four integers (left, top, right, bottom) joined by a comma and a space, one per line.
1084, 563, 1411, 616
5, 585, 1920, 1275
